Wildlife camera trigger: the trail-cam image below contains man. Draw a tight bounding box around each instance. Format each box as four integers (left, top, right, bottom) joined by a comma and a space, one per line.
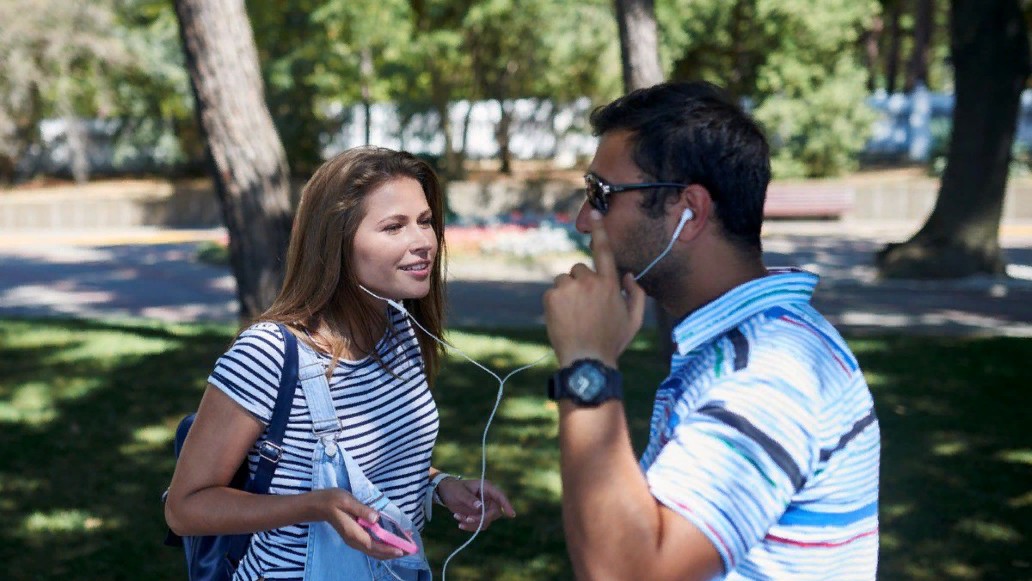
542, 81, 880, 580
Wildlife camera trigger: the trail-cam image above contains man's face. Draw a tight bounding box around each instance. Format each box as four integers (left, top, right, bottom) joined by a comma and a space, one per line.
576, 130, 669, 290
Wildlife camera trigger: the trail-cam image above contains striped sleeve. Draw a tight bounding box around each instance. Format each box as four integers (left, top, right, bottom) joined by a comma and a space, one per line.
207, 322, 285, 425
646, 372, 821, 572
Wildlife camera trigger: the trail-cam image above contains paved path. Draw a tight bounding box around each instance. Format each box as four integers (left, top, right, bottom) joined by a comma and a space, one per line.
1, 223, 1031, 336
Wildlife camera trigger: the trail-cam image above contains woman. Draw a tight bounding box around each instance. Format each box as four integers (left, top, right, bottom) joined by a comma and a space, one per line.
165, 147, 515, 580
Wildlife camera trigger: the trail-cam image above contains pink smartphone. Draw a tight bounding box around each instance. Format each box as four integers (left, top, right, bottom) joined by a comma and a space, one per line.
357, 514, 418, 556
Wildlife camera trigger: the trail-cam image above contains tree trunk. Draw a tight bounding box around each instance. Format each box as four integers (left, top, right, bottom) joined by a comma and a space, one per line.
432, 70, 460, 180
496, 99, 513, 175
460, 99, 475, 166
614, 0, 671, 359
410, 0, 462, 181
614, 0, 664, 91
174, 0, 293, 322
728, 0, 752, 99
884, 0, 904, 93
65, 116, 90, 185
877, 0, 1030, 279
361, 46, 374, 145
862, 14, 885, 92
905, 0, 935, 91
57, 59, 90, 185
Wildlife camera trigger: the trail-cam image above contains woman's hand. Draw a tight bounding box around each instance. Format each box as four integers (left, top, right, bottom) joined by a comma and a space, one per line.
310, 488, 409, 560
436, 477, 516, 531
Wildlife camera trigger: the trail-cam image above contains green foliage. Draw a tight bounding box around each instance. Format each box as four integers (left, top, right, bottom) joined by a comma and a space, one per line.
463, 0, 614, 103
0, 0, 202, 179
108, 0, 198, 169
533, 0, 622, 105
659, 0, 879, 178
4, 0, 897, 180
195, 240, 230, 266
247, 0, 335, 174
0, 0, 130, 177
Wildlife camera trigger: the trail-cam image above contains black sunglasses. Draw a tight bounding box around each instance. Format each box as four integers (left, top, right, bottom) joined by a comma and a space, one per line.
583, 172, 690, 214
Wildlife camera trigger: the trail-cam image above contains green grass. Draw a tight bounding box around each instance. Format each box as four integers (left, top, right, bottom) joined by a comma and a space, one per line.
0, 318, 1029, 580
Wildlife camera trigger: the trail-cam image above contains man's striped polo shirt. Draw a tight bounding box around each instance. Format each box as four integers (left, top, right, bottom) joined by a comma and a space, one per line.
640, 268, 880, 580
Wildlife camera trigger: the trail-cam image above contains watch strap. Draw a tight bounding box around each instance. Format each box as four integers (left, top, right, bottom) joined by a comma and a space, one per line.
424, 472, 461, 521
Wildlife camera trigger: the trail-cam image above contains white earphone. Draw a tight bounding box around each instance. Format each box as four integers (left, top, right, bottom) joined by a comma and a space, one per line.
672, 207, 694, 238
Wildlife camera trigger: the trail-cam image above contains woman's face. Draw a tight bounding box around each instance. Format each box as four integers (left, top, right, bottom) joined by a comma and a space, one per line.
352, 177, 437, 301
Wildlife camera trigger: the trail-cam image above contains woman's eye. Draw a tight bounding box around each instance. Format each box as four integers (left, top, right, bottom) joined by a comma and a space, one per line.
419, 218, 433, 227
383, 223, 402, 232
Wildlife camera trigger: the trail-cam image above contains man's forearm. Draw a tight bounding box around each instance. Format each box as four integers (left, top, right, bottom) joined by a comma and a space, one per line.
559, 401, 662, 579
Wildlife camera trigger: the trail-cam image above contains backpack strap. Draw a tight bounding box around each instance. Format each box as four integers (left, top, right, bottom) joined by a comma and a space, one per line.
225, 323, 299, 564
246, 322, 299, 494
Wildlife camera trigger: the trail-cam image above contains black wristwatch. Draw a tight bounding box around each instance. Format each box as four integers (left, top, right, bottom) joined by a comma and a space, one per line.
548, 359, 623, 407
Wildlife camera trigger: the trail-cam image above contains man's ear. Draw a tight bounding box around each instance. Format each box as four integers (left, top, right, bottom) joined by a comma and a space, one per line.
671, 184, 712, 241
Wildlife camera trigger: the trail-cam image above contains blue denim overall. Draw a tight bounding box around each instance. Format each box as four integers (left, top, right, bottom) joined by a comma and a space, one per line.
296, 341, 432, 581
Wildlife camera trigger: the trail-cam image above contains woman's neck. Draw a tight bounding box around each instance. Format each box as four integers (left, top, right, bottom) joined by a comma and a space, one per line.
308, 309, 388, 358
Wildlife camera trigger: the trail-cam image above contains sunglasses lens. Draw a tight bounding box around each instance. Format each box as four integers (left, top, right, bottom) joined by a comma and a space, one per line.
584, 176, 607, 213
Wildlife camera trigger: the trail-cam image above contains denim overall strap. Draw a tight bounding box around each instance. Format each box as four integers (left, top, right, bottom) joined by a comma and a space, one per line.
296, 342, 342, 437
297, 341, 431, 581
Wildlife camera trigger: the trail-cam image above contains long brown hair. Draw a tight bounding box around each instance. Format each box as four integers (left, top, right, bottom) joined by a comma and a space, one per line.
259, 147, 447, 382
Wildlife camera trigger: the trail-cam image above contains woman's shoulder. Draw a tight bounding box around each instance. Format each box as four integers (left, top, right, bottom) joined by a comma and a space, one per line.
387, 309, 419, 342
231, 321, 289, 357
241, 320, 286, 338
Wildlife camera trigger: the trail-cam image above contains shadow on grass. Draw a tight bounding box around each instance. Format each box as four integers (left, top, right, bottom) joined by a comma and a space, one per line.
854, 336, 1032, 580
1, 318, 1029, 580
0, 317, 234, 579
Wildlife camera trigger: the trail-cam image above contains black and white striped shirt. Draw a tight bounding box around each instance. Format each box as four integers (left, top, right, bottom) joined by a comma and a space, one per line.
208, 313, 439, 580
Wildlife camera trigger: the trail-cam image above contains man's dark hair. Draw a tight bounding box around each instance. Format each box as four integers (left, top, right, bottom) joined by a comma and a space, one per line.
590, 81, 770, 252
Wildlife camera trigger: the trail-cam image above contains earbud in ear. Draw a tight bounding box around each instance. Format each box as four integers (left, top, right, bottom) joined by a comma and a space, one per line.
670, 207, 695, 240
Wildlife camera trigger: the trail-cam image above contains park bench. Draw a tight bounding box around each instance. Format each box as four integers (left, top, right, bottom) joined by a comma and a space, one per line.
763, 183, 855, 219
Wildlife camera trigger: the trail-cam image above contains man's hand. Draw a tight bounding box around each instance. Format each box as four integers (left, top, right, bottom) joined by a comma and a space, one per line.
543, 210, 647, 368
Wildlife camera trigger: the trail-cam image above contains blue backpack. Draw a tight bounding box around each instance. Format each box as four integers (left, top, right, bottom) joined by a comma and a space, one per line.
164, 323, 298, 581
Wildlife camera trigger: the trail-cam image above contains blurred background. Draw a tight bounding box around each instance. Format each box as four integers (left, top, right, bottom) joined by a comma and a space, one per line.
0, 0, 1030, 579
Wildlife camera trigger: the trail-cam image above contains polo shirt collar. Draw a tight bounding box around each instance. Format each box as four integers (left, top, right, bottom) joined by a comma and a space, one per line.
672, 268, 819, 356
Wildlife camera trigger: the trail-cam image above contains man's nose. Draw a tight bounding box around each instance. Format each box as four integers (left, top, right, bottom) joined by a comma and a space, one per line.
574, 200, 594, 234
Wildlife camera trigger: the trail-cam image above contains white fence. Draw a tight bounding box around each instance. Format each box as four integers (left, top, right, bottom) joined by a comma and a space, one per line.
865, 86, 1032, 162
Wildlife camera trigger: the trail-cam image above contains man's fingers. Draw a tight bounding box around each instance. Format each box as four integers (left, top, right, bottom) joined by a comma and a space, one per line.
588, 210, 617, 279
622, 273, 647, 331
569, 263, 593, 279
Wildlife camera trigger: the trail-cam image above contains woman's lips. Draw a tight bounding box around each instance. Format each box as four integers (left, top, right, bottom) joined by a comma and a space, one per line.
400, 261, 431, 279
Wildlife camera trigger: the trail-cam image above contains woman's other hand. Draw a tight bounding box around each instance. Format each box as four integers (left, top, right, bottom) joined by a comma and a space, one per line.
436, 478, 516, 531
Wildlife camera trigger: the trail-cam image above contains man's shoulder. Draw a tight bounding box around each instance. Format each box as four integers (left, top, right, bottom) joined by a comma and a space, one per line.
740, 304, 858, 372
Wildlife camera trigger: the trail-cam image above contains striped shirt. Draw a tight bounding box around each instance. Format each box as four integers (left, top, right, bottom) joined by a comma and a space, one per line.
208, 313, 439, 581
640, 268, 880, 580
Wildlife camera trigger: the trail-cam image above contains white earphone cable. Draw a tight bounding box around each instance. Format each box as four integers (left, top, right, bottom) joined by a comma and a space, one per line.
633, 208, 693, 282
359, 285, 547, 581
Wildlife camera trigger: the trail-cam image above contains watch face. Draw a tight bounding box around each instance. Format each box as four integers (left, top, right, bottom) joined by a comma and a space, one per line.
568, 364, 605, 400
